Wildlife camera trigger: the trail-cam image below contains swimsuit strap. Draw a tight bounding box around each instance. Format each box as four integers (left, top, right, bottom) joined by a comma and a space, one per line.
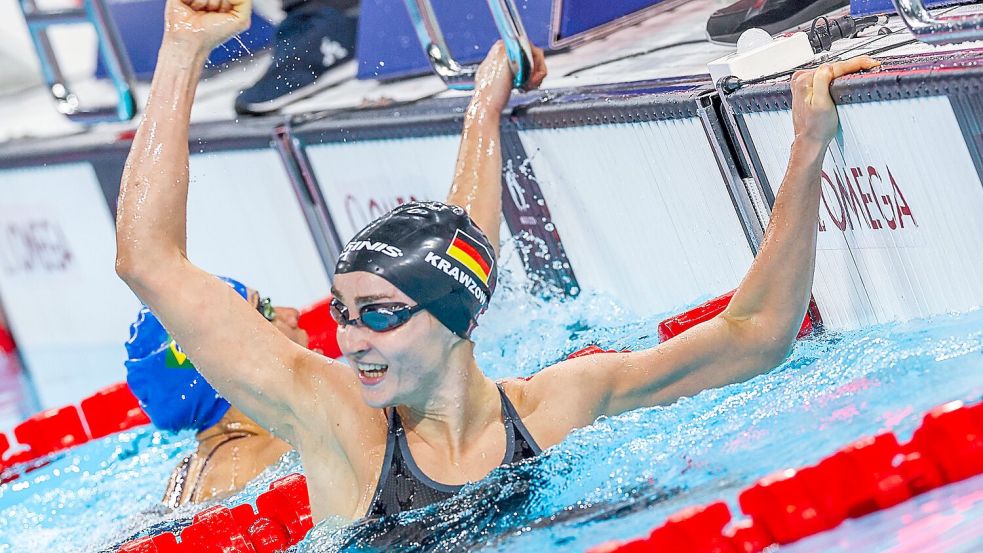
366, 383, 543, 518
185, 432, 253, 504
163, 454, 194, 509
496, 382, 543, 457
365, 409, 398, 516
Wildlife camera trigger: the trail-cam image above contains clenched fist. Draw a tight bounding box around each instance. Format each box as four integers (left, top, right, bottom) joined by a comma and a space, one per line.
164, 0, 252, 54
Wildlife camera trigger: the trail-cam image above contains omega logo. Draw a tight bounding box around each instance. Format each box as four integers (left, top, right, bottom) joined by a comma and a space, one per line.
818, 163, 917, 233
0, 219, 73, 274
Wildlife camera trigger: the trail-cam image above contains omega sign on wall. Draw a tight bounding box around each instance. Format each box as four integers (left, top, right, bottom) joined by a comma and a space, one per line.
742, 96, 983, 330
0, 164, 140, 408
0, 216, 73, 275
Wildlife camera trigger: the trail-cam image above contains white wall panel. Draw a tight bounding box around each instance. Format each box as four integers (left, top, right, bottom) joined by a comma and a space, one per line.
0, 163, 139, 408
187, 149, 330, 308
0, 151, 330, 408
306, 135, 527, 285
307, 136, 461, 242
518, 119, 755, 316
743, 96, 983, 330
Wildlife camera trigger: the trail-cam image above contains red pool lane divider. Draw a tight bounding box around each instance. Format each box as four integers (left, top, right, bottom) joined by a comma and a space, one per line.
569, 290, 818, 364
657, 290, 819, 343
81, 383, 153, 440
119, 473, 314, 553
1, 382, 150, 476
298, 297, 341, 359
13, 405, 88, 458
587, 399, 983, 553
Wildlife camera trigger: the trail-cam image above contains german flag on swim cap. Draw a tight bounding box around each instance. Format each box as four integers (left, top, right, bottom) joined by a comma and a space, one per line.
446, 229, 494, 285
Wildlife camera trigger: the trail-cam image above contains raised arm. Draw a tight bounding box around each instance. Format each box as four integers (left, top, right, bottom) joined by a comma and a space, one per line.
526, 57, 880, 430
115, 0, 333, 443
446, 42, 546, 251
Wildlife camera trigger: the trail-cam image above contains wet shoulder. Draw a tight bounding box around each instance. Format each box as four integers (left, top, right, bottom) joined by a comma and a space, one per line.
498, 367, 594, 450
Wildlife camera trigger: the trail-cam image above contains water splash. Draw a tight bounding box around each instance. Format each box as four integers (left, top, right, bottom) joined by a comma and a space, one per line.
232, 35, 252, 57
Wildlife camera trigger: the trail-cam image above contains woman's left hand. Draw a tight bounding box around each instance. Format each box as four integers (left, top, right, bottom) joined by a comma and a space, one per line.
474, 41, 547, 112
791, 56, 880, 146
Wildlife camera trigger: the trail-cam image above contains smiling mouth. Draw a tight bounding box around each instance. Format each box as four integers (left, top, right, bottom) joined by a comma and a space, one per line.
356, 362, 389, 384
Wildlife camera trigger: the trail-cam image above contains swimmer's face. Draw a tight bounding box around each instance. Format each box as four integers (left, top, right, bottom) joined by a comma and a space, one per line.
332, 271, 460, 409
247, 289, 309, 348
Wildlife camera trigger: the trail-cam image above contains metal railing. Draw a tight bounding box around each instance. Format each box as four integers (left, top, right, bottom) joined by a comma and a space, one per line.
19, 0, 137, 123
891, 0, 983, 45
403, 0, 533, 90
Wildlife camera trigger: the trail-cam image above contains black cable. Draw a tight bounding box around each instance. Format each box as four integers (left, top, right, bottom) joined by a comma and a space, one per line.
846, 37, 919, 58
810, 16, 834, 52
830, 4, 961, 60
563, 39, 709, 77
835, 35, 913, 60
807, 14, 883, 53
830, 28, 899, 60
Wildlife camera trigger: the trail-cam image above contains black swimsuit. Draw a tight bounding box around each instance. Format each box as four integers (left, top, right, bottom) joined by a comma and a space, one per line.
366, 384, 542, 517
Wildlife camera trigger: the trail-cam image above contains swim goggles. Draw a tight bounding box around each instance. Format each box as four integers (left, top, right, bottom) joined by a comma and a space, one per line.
256, 296, 276, 322
329, 298, 427, 332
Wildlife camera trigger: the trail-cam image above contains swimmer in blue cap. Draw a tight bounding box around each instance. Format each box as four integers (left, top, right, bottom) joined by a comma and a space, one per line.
126, 277, 305, 507
117, 0, 877, 525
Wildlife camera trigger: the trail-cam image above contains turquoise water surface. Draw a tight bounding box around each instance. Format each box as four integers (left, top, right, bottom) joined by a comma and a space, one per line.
1, 270, 981, 552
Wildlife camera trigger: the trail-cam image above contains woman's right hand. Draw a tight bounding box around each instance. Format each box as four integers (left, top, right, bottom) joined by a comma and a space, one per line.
164, 0, 252, 54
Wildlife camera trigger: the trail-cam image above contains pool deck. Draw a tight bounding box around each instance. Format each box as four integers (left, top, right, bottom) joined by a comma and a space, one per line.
3, 0, 983, 145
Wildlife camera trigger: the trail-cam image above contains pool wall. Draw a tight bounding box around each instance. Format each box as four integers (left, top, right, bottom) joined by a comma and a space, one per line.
724, 60, 983, 330
0, 54, 982, 410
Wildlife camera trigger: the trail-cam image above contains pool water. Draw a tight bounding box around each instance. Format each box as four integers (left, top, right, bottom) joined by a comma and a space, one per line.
1, 268, 981, 552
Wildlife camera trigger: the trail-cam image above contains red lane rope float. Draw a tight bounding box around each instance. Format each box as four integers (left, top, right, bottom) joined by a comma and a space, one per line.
1, 383, 150, 480
569, 289, 818, 364
657, 290, 820, 343
587, 399, 983, 553
298, 298, 341, 359
119, 473, 313, 553
81, 382, 153, 440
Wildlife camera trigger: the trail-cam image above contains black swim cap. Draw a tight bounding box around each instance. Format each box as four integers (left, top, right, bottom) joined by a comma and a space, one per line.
335, 202, 497, 338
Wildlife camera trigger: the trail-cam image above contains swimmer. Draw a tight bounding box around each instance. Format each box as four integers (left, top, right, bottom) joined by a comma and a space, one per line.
125, 277, 303, 507
115, 0, 879, 523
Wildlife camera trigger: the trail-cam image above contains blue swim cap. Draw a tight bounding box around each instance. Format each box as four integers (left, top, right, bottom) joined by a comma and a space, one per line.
124, 276, 248, 432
